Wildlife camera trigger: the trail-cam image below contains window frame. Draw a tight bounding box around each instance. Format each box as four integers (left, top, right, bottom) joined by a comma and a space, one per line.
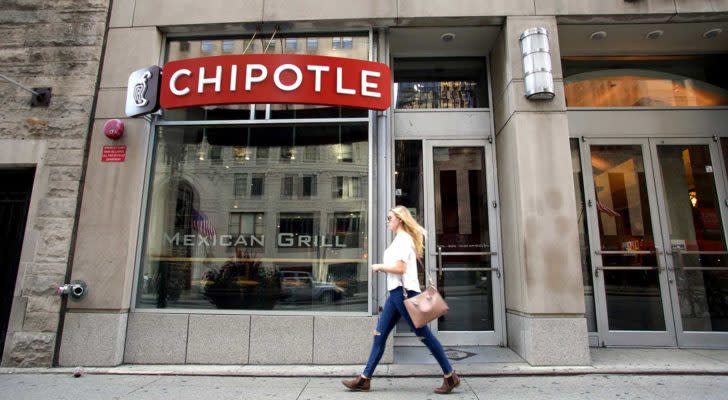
132, 30, 376, 317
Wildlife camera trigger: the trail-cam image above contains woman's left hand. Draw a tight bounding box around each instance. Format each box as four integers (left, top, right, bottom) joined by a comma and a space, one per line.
371, 264, 384, 272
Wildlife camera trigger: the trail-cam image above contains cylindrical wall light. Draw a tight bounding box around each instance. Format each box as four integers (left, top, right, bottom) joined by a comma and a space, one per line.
519, 27, 555, 100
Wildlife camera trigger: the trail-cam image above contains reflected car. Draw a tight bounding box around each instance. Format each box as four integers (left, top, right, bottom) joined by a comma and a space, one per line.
279, 271, 345, 303
202, 261, 283, 309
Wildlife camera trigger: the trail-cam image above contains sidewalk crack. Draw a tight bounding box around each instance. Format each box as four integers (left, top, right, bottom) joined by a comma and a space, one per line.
295, 378, 311, 400
124, 376, 164, 396
463, 377, 480, 400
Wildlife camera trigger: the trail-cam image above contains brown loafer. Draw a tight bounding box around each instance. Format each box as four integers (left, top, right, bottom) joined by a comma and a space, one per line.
434, 371, 460, 394
342, 375, 371, 391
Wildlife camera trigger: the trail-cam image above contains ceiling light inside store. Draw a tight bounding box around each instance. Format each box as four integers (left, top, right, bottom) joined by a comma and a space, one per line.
703, 28, 723, 39
440, 33, 456, 42
646, 30, 664, 40
590, 31, 607, 40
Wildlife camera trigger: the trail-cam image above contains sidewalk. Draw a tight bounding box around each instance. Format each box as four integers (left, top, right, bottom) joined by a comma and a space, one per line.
1, 348, 728, 377
1, 372, 727, 399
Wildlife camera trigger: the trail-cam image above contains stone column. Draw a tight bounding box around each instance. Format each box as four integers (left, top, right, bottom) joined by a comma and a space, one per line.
57, 20, 162, 366
0, 0, 111, 367
490, 16, 589, 365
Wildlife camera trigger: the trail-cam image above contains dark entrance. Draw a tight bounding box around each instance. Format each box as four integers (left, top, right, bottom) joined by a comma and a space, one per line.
0, 168, 35, 359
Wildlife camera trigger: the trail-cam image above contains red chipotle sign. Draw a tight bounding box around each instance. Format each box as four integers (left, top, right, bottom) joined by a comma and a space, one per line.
159, 54, 391, 111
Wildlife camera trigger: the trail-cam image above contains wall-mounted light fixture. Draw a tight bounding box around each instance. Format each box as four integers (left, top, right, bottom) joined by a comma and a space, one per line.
519, 27, 555, 100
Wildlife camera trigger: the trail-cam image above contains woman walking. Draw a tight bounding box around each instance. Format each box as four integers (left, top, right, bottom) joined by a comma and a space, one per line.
342, 206, 460, 394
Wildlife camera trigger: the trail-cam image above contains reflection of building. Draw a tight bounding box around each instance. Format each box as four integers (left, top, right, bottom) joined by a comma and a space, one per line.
3, 1, 728, 369
143, 127, 370, 309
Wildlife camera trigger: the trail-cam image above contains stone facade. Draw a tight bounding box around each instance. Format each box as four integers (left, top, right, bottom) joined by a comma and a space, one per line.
0, 0, 110, 367
3, 0, 727, 367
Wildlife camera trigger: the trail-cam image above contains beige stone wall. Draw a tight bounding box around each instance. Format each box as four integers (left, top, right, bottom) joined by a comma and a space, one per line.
490, 16, 589, 365
0, 0, 110, 367
107, 0, 727, 28
2, 0, 722, 368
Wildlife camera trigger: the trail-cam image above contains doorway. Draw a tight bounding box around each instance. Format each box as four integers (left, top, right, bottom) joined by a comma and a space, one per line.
0, 168, 35, 359
579, 138, 728, 347
393, 139, 504, 346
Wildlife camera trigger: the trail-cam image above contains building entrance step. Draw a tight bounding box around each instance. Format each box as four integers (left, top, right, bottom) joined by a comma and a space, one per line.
394, 346, 525, 364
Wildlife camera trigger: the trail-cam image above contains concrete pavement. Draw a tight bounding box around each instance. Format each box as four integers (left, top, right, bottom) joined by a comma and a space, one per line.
2, 349, 728, 399
1, 374, 727, 399
2, 348, 728, 377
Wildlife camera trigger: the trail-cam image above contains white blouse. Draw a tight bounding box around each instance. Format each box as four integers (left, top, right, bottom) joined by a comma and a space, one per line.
383, 232, 421, 292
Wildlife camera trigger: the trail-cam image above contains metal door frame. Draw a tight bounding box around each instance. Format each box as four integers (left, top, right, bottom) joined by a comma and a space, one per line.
420, 139, 504, 346
649, 137, 728, 348
580, 137, 678, 347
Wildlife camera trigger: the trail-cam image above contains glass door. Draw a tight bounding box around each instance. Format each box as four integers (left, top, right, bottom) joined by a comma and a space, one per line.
393, 140, 503, 346
651, 138, 728, 348
581, 139, 677, 346
582, 137, 728, 348
424, 141, 503, 345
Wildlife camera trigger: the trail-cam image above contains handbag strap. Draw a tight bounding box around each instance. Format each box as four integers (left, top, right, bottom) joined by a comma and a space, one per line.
400, 271, 435, 299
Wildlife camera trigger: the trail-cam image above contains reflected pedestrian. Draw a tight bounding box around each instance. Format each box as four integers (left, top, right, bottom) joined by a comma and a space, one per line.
342, 206, 460, 394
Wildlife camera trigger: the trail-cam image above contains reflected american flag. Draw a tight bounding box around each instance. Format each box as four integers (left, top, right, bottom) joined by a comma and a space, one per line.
192, 208, 216, 237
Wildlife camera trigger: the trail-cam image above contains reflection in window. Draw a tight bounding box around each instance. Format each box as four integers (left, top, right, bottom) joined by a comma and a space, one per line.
200, 40, 214, 53
228, 212, 264, 239
307, 38, 318, 49
251, 174, 264, 197
337, 143, 353, 162
658, 145, 728, 332
590, 145, 667, 331
331, 212, 361, 248
233, 173, 247, 197
285, 38, 298, 51
394, 58, 488, 109
138, 124, 368, 312
222, 40, 234, 53
281, 174, 318, 199
333, 37, 353, 49
210, 146, 222, 164
563, 55, 728, 107
332, 176, 362, 199
278, 212, 317, 247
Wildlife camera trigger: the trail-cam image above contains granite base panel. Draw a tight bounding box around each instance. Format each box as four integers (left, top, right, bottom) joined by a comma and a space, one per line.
59, 312, 127, 367
507, 312, 590, 366
117, 313, 394, 365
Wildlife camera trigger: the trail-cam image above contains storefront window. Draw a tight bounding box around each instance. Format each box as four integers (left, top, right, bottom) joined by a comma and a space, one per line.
393, 58, 489, 109
563, 55, 728, 107
137, 123, 369, 311
164, 34, 370, 121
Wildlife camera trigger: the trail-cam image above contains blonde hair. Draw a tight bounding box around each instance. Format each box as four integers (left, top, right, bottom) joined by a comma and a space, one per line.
390, 205, 426, 258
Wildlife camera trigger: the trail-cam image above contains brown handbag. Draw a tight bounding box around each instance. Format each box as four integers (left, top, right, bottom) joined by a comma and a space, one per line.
402, 279, 449, 329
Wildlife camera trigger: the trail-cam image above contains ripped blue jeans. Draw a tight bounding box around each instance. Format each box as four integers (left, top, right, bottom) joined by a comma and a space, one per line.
363, 287, 453, 378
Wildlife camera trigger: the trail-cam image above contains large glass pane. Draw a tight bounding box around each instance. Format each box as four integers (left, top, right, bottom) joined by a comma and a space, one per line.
394, 140, 426, 333
591, 145, 666, 330
657, 144, 728, 332
434, 147, 493, 331
138, 123, 369, 311
394, 58, 489, 109
563, 55, 728, 107
571, 139, 598, 332
164, 34, 369, 121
